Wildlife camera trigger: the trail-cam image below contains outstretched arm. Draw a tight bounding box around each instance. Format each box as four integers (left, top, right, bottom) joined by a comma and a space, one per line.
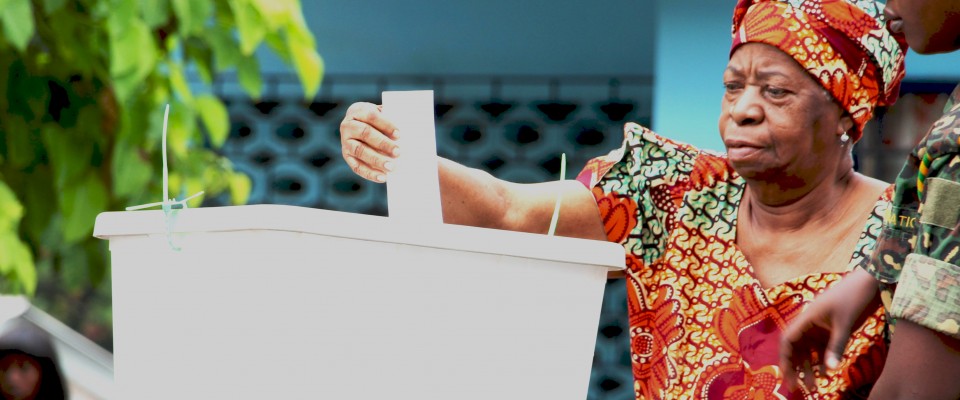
438, 158, 607, 240
340, 102, 607, 242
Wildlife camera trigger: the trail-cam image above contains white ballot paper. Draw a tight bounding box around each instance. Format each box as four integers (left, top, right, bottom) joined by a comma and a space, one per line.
382, 90, 443, 224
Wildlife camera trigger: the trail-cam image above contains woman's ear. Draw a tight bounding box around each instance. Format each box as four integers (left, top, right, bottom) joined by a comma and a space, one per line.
838, 114, 855, 136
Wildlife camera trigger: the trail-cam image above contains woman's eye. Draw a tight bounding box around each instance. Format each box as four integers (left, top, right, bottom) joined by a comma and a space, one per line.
765, 86, 788, 97
723, 82, 743, 92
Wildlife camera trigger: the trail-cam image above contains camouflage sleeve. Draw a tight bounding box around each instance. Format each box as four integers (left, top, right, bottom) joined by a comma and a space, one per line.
890, 254, 960, 338
889, 154, 960, 339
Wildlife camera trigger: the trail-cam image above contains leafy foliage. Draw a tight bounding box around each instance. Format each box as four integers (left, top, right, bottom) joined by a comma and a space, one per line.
0, 0, 322, 348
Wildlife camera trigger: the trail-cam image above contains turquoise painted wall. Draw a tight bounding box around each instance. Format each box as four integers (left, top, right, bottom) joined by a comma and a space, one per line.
651, 0, 730, 152
261, 1, 654, 76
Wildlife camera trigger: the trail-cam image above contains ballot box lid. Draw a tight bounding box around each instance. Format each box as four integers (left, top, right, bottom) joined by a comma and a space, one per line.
94, 204, 624, 270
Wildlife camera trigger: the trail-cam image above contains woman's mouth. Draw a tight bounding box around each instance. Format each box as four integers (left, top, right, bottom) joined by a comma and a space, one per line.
884, 8, 904, 34
727, 146, 763, 161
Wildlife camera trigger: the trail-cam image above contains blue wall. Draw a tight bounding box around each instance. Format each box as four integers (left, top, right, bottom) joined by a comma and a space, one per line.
260, 1, 654, 76
651, 0, 730, 152
903, 49, 960, 81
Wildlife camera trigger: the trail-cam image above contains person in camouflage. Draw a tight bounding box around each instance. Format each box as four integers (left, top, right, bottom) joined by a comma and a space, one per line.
780, 0, 960, 397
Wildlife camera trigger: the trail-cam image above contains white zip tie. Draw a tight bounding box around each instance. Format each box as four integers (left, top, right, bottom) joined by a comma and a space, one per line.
547, 153, 566, 236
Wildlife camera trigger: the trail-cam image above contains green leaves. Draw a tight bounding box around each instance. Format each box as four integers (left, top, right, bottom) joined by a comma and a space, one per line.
139, 0, 170, 29
114, 21, 158, 80
287, 23, 323, 100
259, 0, 323, 99
207, 26, 242, 71
0, 0, 35, 52
31, 114, 107, 265
60, 172, 107, 244
3, 116, 37, 168
237, 55, 262, 99
168, 61, 194, 102
229, 172, 251, 205
171, 0, 211, 35
230, 0, 266, 56
42, 0, 66, 14
194, 95, 228, 147
0, 179, 23, 233
0, 180, 36, 294
0, 231, 36, 294
42, 126, 92, 190
111, 138, 153, 198
227, 0, 322, 99
108, 9, 159, 103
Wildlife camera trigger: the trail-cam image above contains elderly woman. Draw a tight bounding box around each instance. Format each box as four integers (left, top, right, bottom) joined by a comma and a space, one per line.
340, 0, 904, 397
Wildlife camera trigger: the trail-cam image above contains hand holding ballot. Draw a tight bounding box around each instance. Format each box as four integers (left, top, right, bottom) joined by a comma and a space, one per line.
338, 98, 607, 241
339, 102, 400, 184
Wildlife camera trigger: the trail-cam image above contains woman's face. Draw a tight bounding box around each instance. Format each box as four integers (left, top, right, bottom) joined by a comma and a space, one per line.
0, 354, 41, 400
719, 43, 851, 186
884, 0, 960, 54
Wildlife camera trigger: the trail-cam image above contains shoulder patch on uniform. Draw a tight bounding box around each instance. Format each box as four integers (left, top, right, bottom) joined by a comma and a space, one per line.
921, 177, 960, 228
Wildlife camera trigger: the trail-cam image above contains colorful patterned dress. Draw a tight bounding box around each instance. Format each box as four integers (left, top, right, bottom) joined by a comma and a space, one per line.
576, 123, 889, 399
864, 84, 960, 339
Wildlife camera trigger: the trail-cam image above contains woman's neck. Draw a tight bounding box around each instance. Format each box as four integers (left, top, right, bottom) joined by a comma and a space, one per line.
736, 167, 887, 286
741, 168, 864, 232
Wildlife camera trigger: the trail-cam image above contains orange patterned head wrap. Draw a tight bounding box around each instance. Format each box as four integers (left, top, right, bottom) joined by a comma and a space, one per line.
731, 0, 906, 141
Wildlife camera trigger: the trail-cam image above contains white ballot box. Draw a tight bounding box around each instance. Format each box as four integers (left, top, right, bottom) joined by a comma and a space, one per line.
94, 205, 624, 399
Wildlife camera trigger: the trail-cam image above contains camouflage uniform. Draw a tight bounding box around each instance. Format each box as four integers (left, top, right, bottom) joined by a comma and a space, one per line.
862, 84, 960, 339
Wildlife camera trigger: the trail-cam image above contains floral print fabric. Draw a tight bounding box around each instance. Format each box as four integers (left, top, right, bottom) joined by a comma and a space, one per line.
577, 123, 889, 399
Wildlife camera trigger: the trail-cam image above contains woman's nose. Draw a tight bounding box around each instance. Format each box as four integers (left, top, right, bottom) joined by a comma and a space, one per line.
728, 88, 764, 125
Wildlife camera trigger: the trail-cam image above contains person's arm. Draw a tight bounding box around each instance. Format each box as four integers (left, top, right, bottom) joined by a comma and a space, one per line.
779, 267, 881, 389
868, 320, 960, 399
340, 102, 607, 242
869, 152, 960, 399
437, 158, 606, 240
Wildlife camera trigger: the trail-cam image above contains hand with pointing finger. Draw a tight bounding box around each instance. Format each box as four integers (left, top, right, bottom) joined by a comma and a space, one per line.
780, 267, 880, 391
